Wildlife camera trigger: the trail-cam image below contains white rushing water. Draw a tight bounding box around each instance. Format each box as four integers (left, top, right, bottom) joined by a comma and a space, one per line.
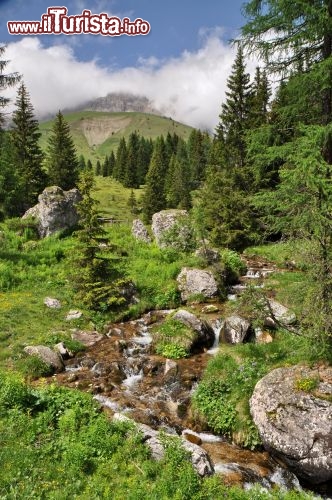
207, 318, 224, 355
93, 394, 120, 412
182, 429, 225, 443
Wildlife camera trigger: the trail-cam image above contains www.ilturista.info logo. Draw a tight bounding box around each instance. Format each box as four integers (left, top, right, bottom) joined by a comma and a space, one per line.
7, 7, 151, 36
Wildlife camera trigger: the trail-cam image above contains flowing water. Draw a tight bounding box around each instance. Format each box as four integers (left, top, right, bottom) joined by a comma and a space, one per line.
53, 257, 329, 495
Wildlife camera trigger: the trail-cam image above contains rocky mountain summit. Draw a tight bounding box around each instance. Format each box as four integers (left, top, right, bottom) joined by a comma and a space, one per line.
82, 92, 159, 115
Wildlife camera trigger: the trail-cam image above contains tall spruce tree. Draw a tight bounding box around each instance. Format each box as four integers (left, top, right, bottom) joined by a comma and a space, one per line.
187, 129, 211, 186
72, 170, 127, 310
165, 139, 191, 210
201, 48, 257, 250
142, 136, 168, 222
46, 111, 79, 190
217, 45, 252, 170
113, 137, 127, 182
11, 83, 47, 213
124, 131, 140, 188
0, 45, 20, 218
95, 160, 102, 176
249, 67, 271, 128
0, 45, 20, 128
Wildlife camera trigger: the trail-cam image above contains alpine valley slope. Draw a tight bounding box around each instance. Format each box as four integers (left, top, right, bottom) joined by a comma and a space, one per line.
39, 110, 194, 162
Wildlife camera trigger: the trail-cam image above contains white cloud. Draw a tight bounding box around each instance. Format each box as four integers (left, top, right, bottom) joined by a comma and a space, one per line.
4, 33, 260, 130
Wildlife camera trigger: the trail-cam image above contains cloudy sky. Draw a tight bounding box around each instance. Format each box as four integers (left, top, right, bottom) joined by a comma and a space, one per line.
0, 0, 260, 130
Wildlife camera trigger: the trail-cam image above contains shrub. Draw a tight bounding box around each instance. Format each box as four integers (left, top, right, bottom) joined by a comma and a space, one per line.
220, 248, 247, 284
294, 376, 319, 392
155, 343, 188, 359
153, 318, 193, 358
18, 355, 54, 379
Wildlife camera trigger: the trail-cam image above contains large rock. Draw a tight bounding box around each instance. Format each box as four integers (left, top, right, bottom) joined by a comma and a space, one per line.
264, 299, 296, 328
221, 315, 252, 344
23, 186, 81, 238
132, 219, 151, 243
177, 268, 219, 302
250, 365, 332, 484
172, 309, 215, 350
151, 209, 189, 248
24, 345, 64, 372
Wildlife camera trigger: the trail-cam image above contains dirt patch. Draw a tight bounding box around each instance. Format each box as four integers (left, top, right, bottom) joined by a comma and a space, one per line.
76, 116, 132, 146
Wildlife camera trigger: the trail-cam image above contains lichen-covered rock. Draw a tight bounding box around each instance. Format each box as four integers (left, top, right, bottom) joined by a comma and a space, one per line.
132, 219, 151, 243
24, 345, 64, 372
151, 209, 189, 248
172, 309, 215, 349
221, 315, 252, 344
23, 186, 81, 238
177, 268, 219, 302
264, 299, 296, 328
250, 365, 332, 484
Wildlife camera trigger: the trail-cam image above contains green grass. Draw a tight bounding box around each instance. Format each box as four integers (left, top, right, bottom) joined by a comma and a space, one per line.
93, 176, 144, 220
0, 224, 98, 371
244, 240, 309, 269
39, 111, 194, 164
0, 372, 314, 499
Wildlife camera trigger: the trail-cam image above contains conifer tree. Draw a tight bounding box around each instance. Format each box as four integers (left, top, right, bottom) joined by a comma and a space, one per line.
78, 154, 86, 171
102, 156, 109, 177
216, 45, 252, 170
136, 137, 151, 185
113, 137, 127, 182
95, 160, 101, 176
124, 131, 140, 188
72, 170, 127, 310
249, 67, 271, 128
142, 136, 168, 221
0, 45, 20, 129
187, 129, 211, 186
165, 139, 191, 209
0, 45, 20, 217
108, 150, 115, 176
46, 111, 79, 190
127, 189, 138, 215
11, 83, 47, 212
86, 159, 93, 171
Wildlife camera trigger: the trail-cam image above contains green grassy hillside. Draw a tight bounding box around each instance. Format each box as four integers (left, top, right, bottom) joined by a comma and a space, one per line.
39, 111, 194, 163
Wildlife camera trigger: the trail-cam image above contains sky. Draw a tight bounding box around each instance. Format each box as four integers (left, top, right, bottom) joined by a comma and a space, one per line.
0, 0, 260, 130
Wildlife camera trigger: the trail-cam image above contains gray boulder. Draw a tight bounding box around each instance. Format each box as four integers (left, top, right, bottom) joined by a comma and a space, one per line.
264, 299, 296, 328
173, 309, 215, 349
23, 186, 81, 238
44, 297, 61, 309
132, 219, 151, 243
250, 365, 332, 484
221, 315, 252, 344
177, 268, 218, 302
24, 345, 64, 372
151, 209, 189, 248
